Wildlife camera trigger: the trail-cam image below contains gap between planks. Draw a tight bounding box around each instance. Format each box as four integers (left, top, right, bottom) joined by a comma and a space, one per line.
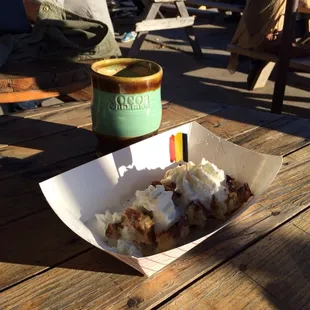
0, 134, 309, 304
1, 151, 309, 308
0, 102, 227, 181
160, 205, 310, 310
0, 105, 286, 228
1, 105, 309, 300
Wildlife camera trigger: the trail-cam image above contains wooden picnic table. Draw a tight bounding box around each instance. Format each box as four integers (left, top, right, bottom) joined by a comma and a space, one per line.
1, 99, 310, 309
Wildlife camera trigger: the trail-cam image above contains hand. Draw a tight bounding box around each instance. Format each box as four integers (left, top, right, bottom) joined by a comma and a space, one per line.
23, 0, 41, 23
299, 0, 310, 8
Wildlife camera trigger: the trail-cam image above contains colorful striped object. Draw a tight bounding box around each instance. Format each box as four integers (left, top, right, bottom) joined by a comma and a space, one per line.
169, 133, 188, 163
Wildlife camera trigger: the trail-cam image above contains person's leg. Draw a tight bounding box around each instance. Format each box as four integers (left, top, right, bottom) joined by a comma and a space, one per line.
0, 0, 35, 114
131, 0, 145, 15
0, 0, 31, 34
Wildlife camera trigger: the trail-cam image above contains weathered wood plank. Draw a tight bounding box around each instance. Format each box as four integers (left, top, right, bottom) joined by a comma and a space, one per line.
0, 81, 90, 104
0, 102, 92, 148
280, 143, 310, 173
162, 263, 283, 310
0, 106, 282, 227
0, 152, 97, 227
0, 101, 88, 125
227, 44, 278, 63
67, 86, 92, 101
0, 102, 225, 180
0, 246, 142, 309
231, 222, 310, 310
186, 0, 244, 12
154, 0, 183, 2
1, 103, 285, 184
230, 116, 310, 156
1, 136, 309, 309
0, 127, 97, 180
0, 60, 89, 103
136, 17, 195, 32
197, 106, 283, 140
228, 44, 310, 72
0, 101, 169, 147
0, 210, 92, 291
291, 207, 310, 235
163, 216, 310, 310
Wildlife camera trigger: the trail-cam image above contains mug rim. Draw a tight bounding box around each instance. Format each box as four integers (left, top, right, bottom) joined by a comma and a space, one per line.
90, 58, 163, 84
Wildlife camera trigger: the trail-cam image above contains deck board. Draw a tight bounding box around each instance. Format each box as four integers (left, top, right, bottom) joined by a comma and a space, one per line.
162, 210, 310, 310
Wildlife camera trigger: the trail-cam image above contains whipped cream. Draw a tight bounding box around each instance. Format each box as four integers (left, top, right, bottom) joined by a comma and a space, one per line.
133, 185, 179, 233
117, 240, 142, 257
93, 211, 122, 240
161, 159, 228, 210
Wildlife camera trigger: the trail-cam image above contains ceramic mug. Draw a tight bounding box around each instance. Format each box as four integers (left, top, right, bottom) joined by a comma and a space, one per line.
90, 58, 163, 155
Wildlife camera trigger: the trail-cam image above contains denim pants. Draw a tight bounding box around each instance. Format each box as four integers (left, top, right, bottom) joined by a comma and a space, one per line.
0, 0, 31, 34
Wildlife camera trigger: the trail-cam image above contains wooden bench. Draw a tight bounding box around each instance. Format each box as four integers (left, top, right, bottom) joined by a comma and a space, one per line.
186, 0, 244, 13
161, 0, 244, 18
228, 0, 310, 113
0, 60, 90, 104
227, 44, 310, 90
227, 3, 310, 91
128, 0, 203, 59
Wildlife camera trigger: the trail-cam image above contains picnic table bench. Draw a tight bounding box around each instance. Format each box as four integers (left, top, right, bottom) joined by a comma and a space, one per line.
0, 60, 90, 104
1, 98, 309, 309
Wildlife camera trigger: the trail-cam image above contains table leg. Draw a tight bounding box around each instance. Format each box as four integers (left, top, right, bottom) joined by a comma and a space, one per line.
127, 2, 162, 57
247, 61, 275, 90
175, 1, 204, 60
271, 0, 299, 114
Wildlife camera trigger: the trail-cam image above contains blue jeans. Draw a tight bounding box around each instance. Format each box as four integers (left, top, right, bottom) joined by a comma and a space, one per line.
0, 0, 31, 34
0, 1, 41, 112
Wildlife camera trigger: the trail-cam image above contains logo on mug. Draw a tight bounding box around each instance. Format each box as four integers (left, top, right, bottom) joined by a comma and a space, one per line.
109, 94, 151, 111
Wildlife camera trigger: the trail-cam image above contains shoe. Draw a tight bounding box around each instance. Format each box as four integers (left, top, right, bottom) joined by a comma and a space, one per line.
13, 100, 41, 111
121, 31, 137, 43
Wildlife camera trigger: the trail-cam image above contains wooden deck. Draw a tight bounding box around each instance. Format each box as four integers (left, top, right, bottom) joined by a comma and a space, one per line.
1, 99, 310, 309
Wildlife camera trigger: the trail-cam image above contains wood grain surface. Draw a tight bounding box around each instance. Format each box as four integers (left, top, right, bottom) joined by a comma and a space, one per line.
0, 60, 89, 93
0, 102, 226, 179
0, 105, 282, 227
0, 60, 90, 103
162, 263, 283, 310
0, 102, 92, 148
292, 207, 310, 235
0, 103, 285, 181
0, 103, 310, 309
163, 209, 310, 310
230, 116, 310, 156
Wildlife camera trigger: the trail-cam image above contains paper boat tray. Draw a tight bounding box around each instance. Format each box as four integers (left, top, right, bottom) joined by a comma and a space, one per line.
40, 122, 282, 277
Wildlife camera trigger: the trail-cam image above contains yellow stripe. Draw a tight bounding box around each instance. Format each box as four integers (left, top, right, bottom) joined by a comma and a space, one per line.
175, 132, 183, 162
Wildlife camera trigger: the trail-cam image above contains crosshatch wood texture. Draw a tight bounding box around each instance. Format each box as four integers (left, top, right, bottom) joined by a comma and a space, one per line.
0, 60, 90, 103
1, 100, 309, 309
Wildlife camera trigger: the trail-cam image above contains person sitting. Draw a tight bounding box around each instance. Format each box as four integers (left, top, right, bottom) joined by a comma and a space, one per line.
0, 0, 121, 113
228, 0, 310, 74
23, 0, 115, 35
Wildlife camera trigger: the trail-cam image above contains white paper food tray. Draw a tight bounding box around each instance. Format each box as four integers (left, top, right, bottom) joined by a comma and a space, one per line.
40, 122, 282, 277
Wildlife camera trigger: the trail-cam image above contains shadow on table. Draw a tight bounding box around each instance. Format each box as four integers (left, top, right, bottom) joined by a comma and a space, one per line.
0, 41, 309, 293
153, 221, 310, 309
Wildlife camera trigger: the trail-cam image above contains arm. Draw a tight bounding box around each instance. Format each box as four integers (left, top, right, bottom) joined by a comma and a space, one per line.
22, 0, 41, 23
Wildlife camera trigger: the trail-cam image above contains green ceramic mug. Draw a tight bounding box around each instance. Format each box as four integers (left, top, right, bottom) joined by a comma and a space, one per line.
90, 58, 163, 155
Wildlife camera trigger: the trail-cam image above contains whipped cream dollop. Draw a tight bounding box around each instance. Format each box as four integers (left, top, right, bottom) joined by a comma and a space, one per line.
161, 158, 228, 210
93, 211, 122, 240
133, 185, 179, 233
117, 240, 142, 257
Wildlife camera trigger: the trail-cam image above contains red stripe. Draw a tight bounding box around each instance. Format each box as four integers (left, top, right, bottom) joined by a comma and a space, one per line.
169, 135, 176, 163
